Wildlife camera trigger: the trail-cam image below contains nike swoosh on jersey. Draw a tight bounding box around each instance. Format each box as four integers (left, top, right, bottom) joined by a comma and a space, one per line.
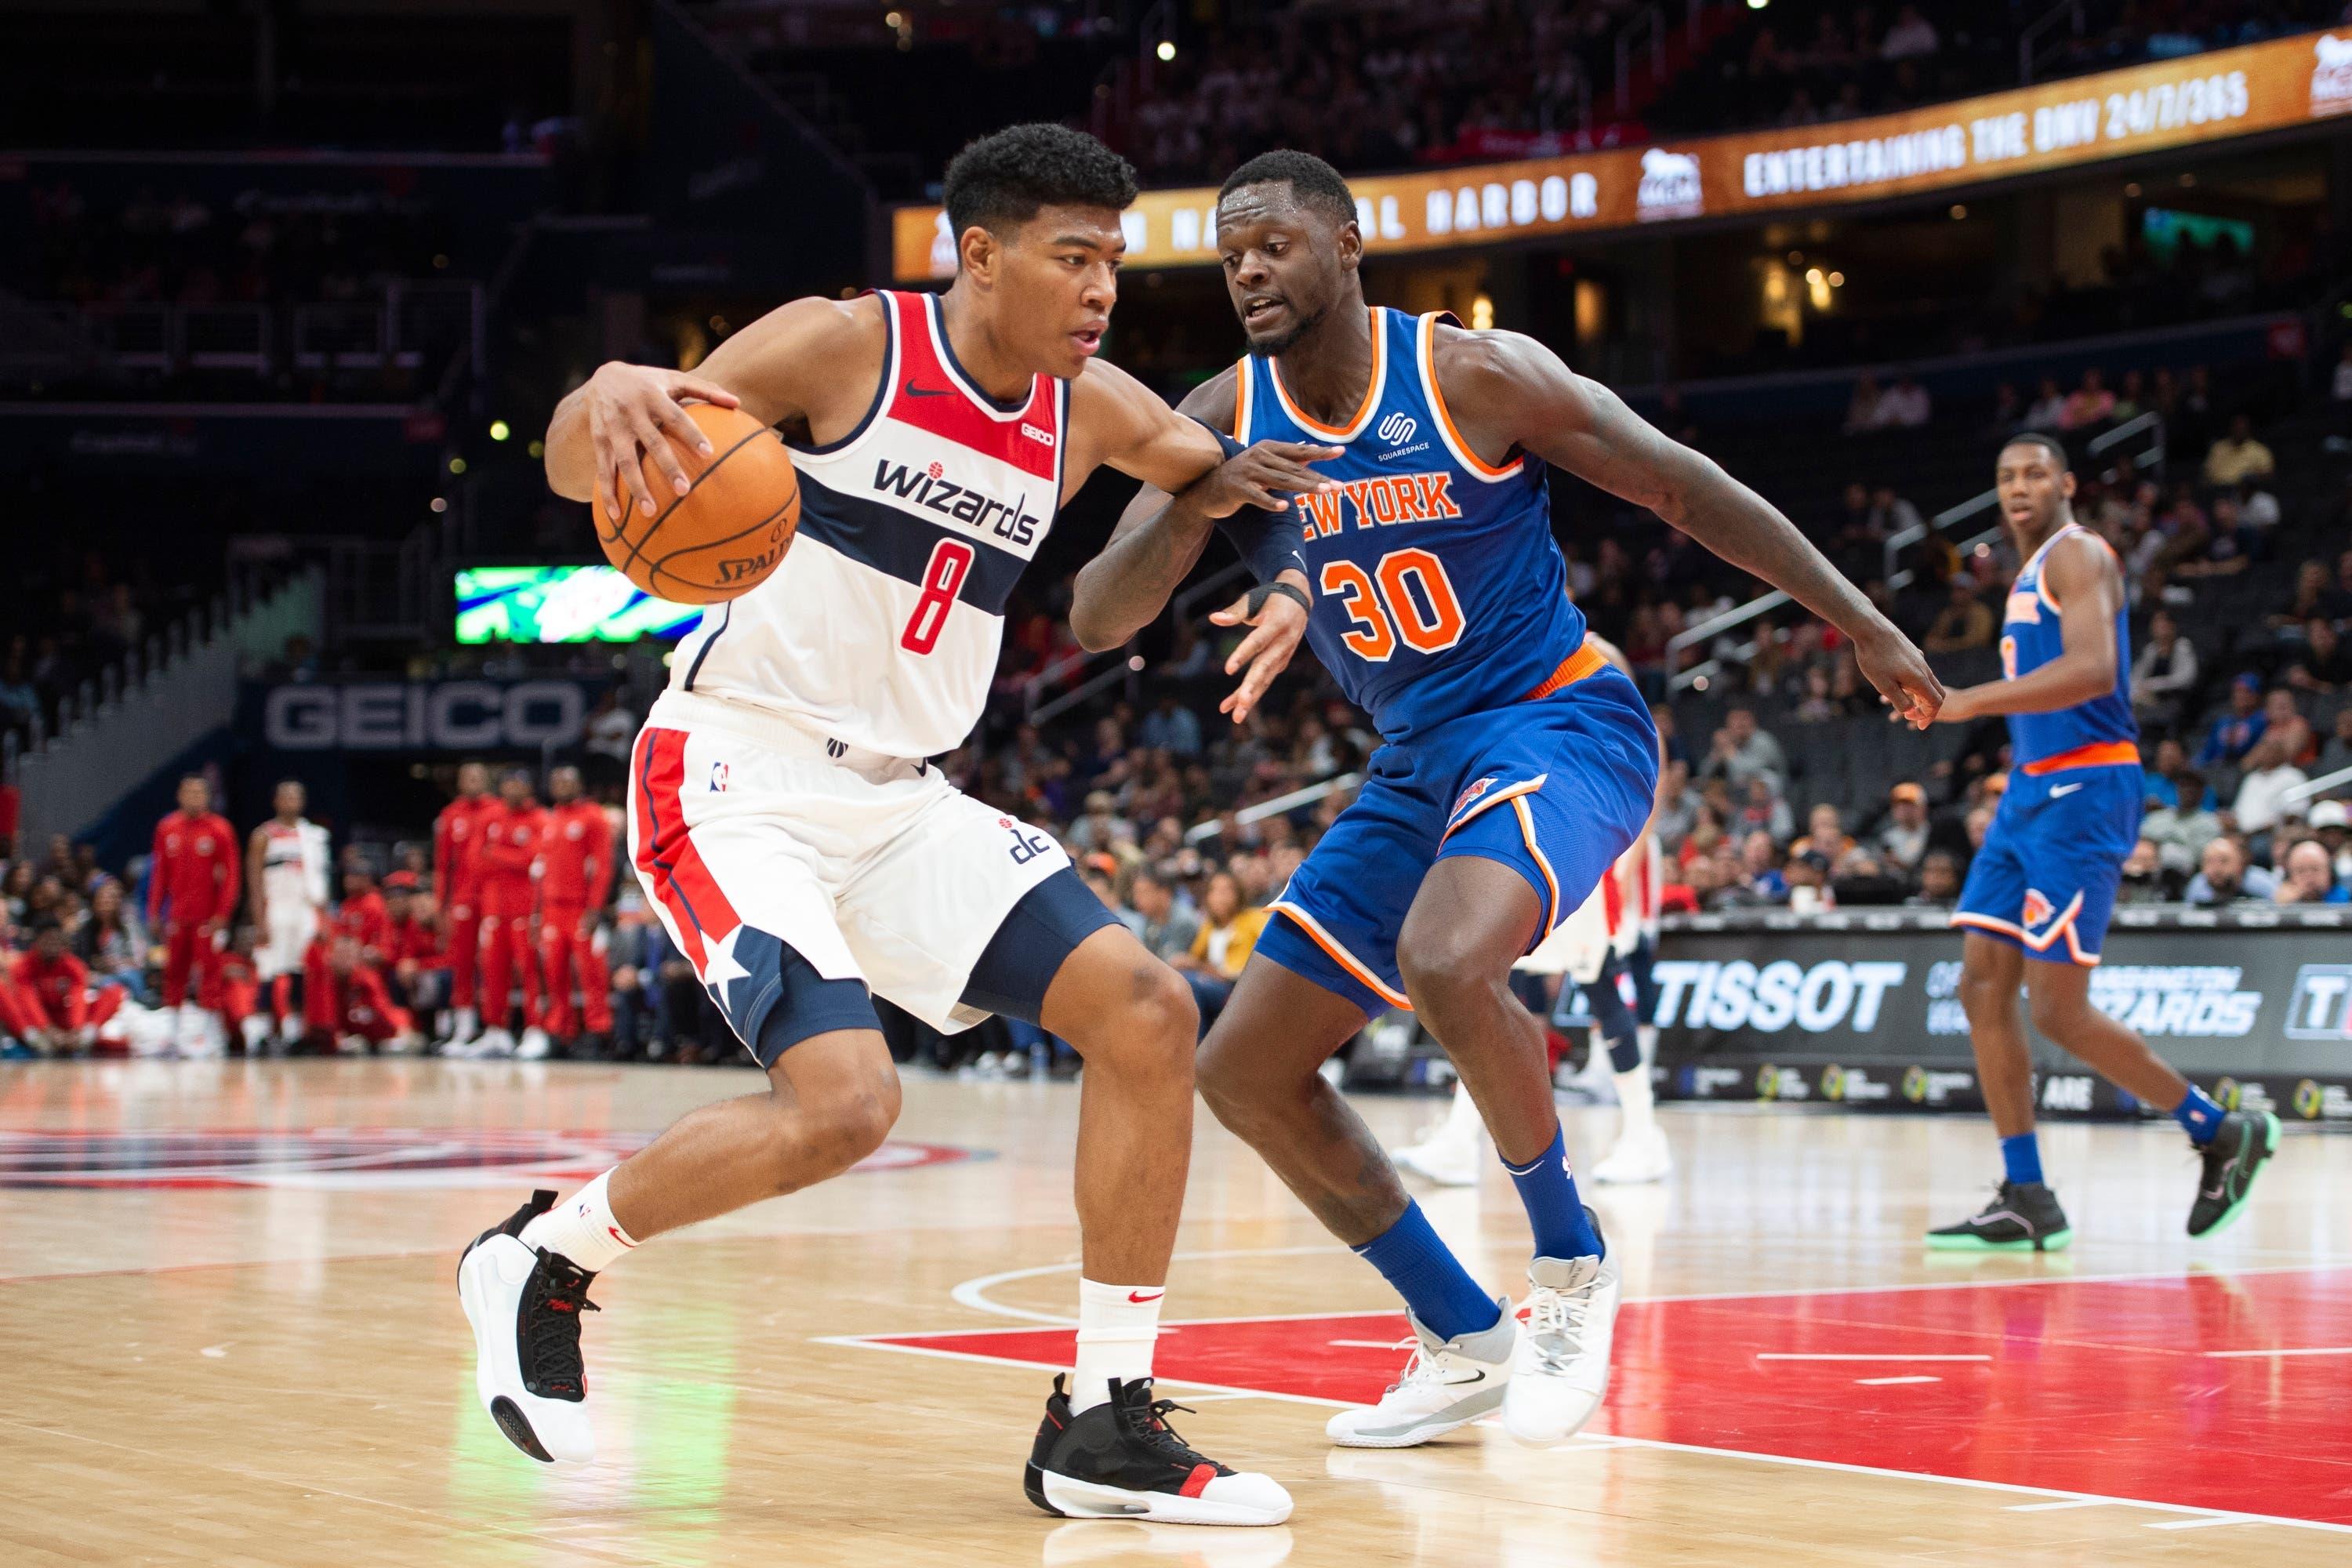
902, 380, 949, 397
2049, 782, 2084, 797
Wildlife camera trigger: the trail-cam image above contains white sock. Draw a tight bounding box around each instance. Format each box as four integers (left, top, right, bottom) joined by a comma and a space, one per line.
1615, 1062, 1658, 1138
1636, 1022, 1658, 1064
1071, 1278, 1163, 1414
518, 1169, 640, 1272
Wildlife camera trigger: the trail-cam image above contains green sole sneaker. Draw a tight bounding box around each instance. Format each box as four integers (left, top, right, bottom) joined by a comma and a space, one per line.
1925, 1227, 2074, 1253
2188, 1112, 2281, 1239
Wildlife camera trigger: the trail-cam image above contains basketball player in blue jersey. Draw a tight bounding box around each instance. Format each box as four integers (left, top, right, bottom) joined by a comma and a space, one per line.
452, 125, 1334, 1526
1073, 151, 1945, 1450
1926, 434, 2280, 1250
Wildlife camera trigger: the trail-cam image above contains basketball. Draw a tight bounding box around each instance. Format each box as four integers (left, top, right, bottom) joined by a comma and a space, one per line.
597, 402, 799, 604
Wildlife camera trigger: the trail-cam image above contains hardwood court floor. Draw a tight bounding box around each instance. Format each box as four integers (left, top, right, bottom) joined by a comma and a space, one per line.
1, 1058, 2346, 1566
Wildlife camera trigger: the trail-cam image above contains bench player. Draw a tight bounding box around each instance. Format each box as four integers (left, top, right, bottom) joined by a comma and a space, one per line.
148, 775, 238, 1055
246, 780, 330, 1051
1926, 434, 2280, 1249
458, 125, 1324, 1525
433, 761, 493, 1045
1072, 151, 1941, 1450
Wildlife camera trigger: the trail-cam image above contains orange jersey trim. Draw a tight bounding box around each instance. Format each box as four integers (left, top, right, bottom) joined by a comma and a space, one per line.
1418, 312, 1523, 481
1523, 638, 1608, 702
1266, 307, 1387, 441
2020, 739, 2140, 776
1230, 356, 1253, 441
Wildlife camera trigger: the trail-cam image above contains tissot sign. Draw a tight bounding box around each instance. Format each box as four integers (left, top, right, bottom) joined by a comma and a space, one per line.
1653, 909, 2352, 1120
894, 31, 2350, 278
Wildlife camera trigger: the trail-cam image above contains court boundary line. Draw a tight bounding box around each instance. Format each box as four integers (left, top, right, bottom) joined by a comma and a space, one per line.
821, 1331, 2352, 1537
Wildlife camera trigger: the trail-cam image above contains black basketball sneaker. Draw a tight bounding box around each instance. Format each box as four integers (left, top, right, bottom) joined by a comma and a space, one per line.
2187, 1110, 2281, 1238
456, 1189, 599, 1463
1924, 1181, 2074, 1251
1025, 1376, 1291, 1526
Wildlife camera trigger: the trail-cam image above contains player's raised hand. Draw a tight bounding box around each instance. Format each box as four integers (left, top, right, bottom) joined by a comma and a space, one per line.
1190, 440, 1341, 518
1210, 578, 1312, 725
581, 363, 742, 524
1854, 626, 1945, 729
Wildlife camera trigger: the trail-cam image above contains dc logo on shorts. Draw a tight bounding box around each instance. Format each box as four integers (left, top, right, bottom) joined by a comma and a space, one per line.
2022, 888, 2055, 929
1377, 412, 1417, 446
709, 761, 730, 793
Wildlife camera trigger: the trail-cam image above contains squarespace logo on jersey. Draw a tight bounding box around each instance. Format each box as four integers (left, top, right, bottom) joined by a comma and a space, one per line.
873, 457, 1041, 547
1652, 958, 1907, 1034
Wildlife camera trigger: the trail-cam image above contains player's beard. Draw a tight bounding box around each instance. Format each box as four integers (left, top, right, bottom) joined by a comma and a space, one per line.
1248, 297, 1330, 358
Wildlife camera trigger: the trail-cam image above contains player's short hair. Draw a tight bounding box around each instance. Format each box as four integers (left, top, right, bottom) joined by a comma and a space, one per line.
942, 124, 1138, 239
2001, 431, 2070, 471
1218, 150, 1357, 229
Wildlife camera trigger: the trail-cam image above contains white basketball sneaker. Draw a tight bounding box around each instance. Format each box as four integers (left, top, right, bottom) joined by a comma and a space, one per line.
1592, 1123, 1673, 1185
1501, 1219, 1621, 1447
1325, 1303, 1517, 1447
451, 1026, 516, 1060
517, 1026, 553, 1061
1392, 1083, 1488, 1187
457, 1189, 597, 1464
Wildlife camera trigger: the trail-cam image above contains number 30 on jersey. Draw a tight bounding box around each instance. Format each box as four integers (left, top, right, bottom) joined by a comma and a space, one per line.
1319, 547, 1465, 661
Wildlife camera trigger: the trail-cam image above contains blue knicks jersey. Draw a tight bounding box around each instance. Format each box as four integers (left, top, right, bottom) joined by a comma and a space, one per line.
2000, 521, 2136, 767
1234, 307, 1584, 742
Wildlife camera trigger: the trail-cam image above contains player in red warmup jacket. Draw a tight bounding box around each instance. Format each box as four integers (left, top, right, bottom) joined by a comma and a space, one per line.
333, 866, 393, 966
147, 774, 239, 1052
466, 768, 547, 1058
433, 760, 494, 1042
13, 923, 125, 1054
536, 765, 615, 1053
383, 875, 449, 1018
303, 934, 417, 1052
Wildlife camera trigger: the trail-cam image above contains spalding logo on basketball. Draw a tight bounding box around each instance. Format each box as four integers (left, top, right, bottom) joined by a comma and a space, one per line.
0, 1127, 974, 1189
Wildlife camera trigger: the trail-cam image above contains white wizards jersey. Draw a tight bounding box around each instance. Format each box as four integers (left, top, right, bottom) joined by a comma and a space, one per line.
260, 818, 330, 906
664, 289, 1068, 759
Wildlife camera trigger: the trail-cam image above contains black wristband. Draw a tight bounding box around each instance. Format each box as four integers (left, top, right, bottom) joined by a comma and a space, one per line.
1245, 580, 1313, 618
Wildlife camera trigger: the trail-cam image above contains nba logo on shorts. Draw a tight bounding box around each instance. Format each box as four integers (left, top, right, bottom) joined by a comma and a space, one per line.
2021, 888, 2054, 929
709, 761, 730, 793
1377, 411, 1417, 446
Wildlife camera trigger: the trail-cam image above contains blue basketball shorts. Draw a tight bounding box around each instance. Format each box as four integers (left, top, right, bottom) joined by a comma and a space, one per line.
1255, 664, 1658, 1015
1953, 760, 2143, 967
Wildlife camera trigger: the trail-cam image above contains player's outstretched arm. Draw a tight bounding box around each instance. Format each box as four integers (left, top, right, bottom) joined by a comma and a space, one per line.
1933, 533, 2118, 725
1447, 330, 1943, 727
543, 296, 881, 525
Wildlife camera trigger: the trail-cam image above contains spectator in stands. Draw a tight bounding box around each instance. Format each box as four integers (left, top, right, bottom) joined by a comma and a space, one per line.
1173, 870, 1267, 1032
2265, 688, 2318, 768
1877, 782, 1931, 873
1784, 848, 1833, 914
73, 880, 148, 1004
1123, 866, 1199, 968
1911, 850, 1963, 905
2310, 800, 2352, 877
2195, 674, 2267, 768
2060, 368, 2115, 431
1842, 374, 1882, 434
2118, 837, 2177, 903
2024, 377, 2068, 431
2328, 342, 2352, 452
2275, 839, 2349, 905
1066, 789, 1133, 855
2285, 620, 2352, 695
1702, 706, 1787, 790
1733, 773, 1794, 843
1791, 803, 1853, 863
1875, 373, 1931, 430
1138, 693, 1203, 759
2129, 608, 2199, 728
1879, 4, 1939, 60
2184, 837, 2277, 905
2141, 766, 2223, 874
1737, 830, 1789, 905
2202, 414, 2276, 488
1922, 579, 1995, 654
2230, 734, 2309, 837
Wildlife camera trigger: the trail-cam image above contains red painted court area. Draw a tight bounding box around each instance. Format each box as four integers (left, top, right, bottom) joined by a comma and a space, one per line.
860, 1266, 2352, 1526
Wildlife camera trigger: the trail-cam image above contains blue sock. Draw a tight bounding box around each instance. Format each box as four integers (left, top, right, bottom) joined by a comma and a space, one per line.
2172, 1084, 2224, 1145
1353, 1200, 1501, 1342
2000, 1132, 2044, 1186
1501, 1124, 1604, 1261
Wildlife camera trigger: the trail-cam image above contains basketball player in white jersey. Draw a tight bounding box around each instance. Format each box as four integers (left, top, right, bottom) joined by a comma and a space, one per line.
245, 779, 329, 1051
456, 125, 1325, 1526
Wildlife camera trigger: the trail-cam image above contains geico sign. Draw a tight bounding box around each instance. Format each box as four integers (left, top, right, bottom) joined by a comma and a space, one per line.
1653, 959, 1907, 1033
263, 681, 587, 751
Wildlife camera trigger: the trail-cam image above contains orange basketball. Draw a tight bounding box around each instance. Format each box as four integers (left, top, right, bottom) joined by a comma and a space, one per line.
596, 403, 799, 605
